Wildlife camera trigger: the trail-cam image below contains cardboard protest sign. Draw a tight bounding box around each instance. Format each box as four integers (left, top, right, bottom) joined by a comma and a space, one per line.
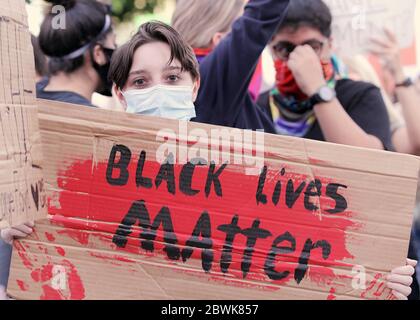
6, 97, 419, 300
324, 0, 417, 58
0, 0, 47, 229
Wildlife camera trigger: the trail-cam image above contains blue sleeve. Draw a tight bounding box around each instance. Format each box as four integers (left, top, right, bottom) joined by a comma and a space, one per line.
195, 0, 290, 126
0, 239, 12, 288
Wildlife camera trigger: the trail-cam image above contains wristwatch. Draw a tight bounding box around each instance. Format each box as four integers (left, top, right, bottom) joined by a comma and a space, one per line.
309, 85, 336, 105
396, 78, 414, 88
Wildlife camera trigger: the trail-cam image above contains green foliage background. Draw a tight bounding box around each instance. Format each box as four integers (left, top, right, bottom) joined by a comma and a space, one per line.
25, 0, 164, 22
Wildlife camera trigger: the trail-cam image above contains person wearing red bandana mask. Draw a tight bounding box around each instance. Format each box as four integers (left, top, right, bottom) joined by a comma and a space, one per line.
256, 1, 417, 301
257, 0, 393, 151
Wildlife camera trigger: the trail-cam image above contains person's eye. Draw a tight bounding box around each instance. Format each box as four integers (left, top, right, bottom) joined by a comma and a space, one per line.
133, 78, 147, 88
167, 74, 180, 82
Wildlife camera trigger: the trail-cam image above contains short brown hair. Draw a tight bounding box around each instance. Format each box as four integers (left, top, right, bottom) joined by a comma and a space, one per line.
109, 21, 200, 89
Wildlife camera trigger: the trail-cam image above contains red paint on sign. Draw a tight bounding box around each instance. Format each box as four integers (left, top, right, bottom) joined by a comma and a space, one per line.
45, 232, 55, 242
31, 263, 53, 282
56, 247, 66, 257
13, 242, 86, 300
16, 280, 29, 291
327, 287, 336, 300
46, 154, 358, 291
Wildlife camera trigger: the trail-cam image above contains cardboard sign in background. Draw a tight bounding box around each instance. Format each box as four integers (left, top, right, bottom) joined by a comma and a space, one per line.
0, 1, 47, 229
324, 0, 417, 58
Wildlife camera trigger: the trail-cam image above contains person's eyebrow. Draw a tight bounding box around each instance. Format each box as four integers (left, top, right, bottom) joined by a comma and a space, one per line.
128, 69, 147, 76
164, 65, 182, 72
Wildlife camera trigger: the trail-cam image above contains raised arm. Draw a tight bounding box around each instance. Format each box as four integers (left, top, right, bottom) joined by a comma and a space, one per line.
370, 29, 420, 155
196, 0, 290, 125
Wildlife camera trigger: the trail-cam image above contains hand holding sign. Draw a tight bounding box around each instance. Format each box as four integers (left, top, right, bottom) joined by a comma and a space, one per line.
386, 259, 418, 300
0, 222, 35, 245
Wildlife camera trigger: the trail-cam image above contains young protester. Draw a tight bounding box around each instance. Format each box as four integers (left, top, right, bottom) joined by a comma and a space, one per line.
36, 0, 117, 107
3, 19, 413, 301
170, 0, 289, 132
2, 22, 198, 299
109, 21, 200, 120
257, 0, 392, 150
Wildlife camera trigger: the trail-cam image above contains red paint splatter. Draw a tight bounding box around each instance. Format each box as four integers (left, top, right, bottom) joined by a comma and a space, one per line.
41, 285, 64, 300
37, 245, 48, 255
56, 247, 66, 257
38, 260, 85, 300
361, 273, 383, 299
65, 259, 86, 300
13, 241, 33, 268
89, 251, 136, 265
16, 280, 29, 291
327, 287, 336, 300
57, 228, 89, 246
13, 242, 86, 300
31, 263, 53, 282
47, 156, 358, 291
45, 232, 56, 242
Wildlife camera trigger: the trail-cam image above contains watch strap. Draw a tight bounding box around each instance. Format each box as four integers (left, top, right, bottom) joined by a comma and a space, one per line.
396, 78, 414, 88
309, 93, 323, 106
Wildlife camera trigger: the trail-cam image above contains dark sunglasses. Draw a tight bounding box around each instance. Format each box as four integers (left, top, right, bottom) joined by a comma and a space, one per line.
272, 39, 326, 60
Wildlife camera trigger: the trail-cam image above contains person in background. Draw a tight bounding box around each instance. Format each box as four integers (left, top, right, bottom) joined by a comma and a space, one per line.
0, 285, 6, 300
343, 55, 407, 145
172, 0, 262, 102
0, 240, 11, 298
369, 29, 420, 156
370, 29, 420, 300
31, 35, 48, 82
257, 0, 392, 151
36, 0, 117, 107
368, 29, 420, 300
0, 0, 117, 300
170, 0, 290, 132
256, 0, 416, 299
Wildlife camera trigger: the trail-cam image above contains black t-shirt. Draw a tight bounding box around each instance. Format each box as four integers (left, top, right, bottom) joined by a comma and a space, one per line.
257, 79, 393, 150
36, 78, 95, 108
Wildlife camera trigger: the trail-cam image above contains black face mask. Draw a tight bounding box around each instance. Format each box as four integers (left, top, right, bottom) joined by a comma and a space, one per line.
91, 46, 115, 97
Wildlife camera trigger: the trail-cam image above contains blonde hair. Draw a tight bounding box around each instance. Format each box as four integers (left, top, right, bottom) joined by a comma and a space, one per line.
172, 0, 245, 48
344, 55, 405, 133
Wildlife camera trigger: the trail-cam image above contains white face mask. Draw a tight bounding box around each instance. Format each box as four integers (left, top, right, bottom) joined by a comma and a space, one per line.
122, 84, 197, 121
